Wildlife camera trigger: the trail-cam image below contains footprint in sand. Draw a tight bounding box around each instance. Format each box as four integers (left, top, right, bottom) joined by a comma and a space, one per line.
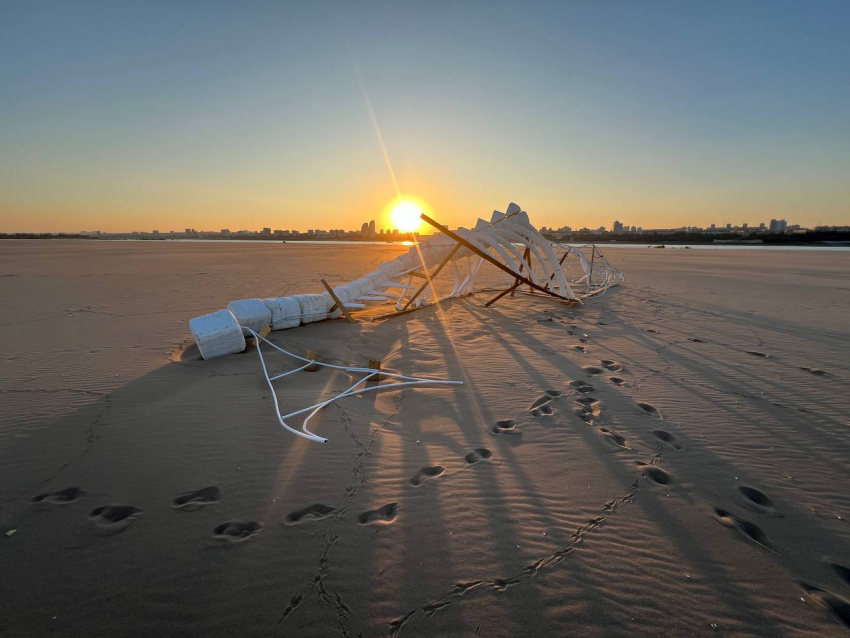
737, 486, 783, 517
284, 504, 336, 525
652, 430, 682, 450
582, 365, 604, 376
574, 397, 601, 424
609, 377, 627, 386
572, 345, 587, 352
688, 337, 705, 343
32, 487, 86, 505
569, 380, 595, 393
357, 503, 400, 526
600, 360, 623, 372
530, 395, 553, 410
825, 559, 850, 586
599, 428, 629, 449
636, 402, 660, 417
409, 466, 445, 487
636, 462, 671, 485
173, 486, 221, 511
531, 405, 555, 417
799, 583, 850, 630
800, 367, 829, 376
213, 520, 261, 542
712, 508, 777, 553
89, 505, 142, 535
530, 394, 560, 417
464, 448, 493, 464
492, 419, 518, 435
645, 329, 658, 334
745, 350, 769, 358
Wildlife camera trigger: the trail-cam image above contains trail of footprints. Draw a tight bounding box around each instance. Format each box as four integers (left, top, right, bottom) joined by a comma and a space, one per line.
25, 345, 846, 632
472, 356, 850, 635
30, 484, 262, 542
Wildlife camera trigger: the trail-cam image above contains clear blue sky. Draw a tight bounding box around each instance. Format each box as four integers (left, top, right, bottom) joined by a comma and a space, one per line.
1, 0, 848, 232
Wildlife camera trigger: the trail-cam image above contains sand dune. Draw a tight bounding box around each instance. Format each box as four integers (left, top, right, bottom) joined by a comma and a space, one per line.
1, 240, 849, 636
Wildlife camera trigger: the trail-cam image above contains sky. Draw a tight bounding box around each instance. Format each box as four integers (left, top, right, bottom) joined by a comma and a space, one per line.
1, 0, 849, 233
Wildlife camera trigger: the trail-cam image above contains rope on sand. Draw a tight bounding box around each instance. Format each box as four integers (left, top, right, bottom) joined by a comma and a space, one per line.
243, 327, 463, 444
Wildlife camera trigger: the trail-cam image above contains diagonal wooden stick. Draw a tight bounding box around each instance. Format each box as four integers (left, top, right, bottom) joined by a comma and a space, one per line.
419, 214, 572, 301
320, 279, 358, 324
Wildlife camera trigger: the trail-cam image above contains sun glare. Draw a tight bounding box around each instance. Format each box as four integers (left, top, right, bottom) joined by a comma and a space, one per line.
389, 200, 424, 233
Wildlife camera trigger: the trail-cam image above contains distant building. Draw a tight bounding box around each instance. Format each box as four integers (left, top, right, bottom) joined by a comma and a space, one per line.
612, 220, 624, 234
769, 219, 787, 233
221, 229, 231, 235
360, 222, 369, 236
368, 220, 376, 236
262, 227, 271, 235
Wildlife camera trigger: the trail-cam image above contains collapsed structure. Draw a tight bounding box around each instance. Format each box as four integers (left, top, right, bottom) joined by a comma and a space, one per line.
189, 203, 624, 359
187, 204, 623, 443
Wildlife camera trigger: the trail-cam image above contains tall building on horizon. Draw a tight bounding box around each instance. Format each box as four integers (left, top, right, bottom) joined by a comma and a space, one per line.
368, 220, 376, 236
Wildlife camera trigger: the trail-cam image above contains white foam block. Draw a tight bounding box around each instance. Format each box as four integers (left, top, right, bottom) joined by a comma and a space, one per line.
292, 294, 328, 324
189, 310, 246, 360
227, 298, 272, 334
263, 296, 300, 330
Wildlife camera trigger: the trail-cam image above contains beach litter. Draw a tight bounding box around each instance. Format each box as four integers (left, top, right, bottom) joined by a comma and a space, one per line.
187, 203, 624, 443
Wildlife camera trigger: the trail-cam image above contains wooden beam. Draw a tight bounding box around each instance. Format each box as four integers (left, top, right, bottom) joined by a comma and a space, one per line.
543, 251, 570, 290
511, 246, 531, 297
401, 244, 461, 311
486, 280, 523, 307
320, 278, 358, 324
370, 305, 424, 322
419, 214, 572, 302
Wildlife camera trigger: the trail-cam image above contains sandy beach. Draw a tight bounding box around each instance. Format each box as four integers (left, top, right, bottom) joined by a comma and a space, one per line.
1, 240, 849, 637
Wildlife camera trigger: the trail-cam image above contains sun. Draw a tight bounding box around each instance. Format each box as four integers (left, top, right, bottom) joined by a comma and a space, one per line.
389, 199, 424, 233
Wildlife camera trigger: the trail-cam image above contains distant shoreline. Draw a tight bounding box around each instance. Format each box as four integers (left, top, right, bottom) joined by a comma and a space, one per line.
2, 232, 848, 249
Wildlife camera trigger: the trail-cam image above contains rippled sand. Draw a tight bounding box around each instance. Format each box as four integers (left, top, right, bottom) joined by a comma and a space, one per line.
1, 240, 848, 637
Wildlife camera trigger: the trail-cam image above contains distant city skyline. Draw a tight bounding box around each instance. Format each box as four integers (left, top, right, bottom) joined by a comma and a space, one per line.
2, 2, 849, 233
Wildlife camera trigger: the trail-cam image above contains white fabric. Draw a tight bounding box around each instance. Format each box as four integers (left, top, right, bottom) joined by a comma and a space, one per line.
189, 310, 246, 360
263, 296, 301, 330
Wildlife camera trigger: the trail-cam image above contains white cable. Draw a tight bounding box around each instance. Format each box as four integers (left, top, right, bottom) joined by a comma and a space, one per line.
243, 327, 462, 443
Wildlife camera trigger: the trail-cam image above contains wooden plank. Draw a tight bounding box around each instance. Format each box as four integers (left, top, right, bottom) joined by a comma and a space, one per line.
370, 305, 423, 322
511, 246, 531, 297
401, 244, 461, 311
419, 214, 572, 301
543, 251, 570, 290
486, 280, 522, 307
320, 278, 358, 324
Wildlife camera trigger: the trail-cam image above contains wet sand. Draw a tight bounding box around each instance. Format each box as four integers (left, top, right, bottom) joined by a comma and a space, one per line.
1, 240, 849, 637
